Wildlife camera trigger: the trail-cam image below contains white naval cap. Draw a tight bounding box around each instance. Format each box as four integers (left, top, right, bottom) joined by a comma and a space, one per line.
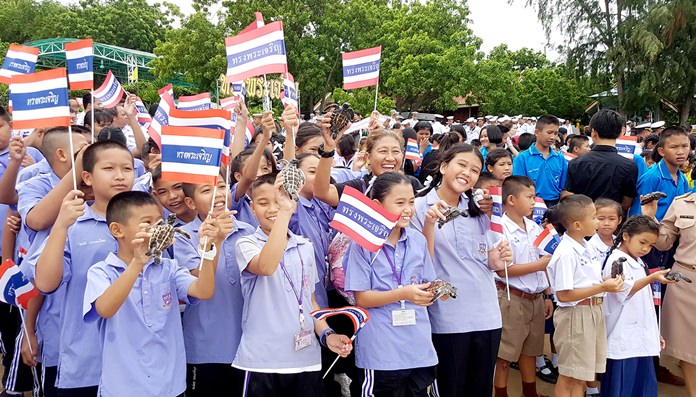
650, 121, 665, 129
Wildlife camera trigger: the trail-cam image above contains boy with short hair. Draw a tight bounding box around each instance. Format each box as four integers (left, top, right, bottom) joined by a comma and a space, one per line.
175, 177, 255, 396
33, 140, 135, 396
547, 195, 625, 397
234, 173, 352, 397
567, 135, 591, 157
83, 191, 226, 396
513, 115, 567, 207
494, 176, 553, 397
152, 166, 197, 226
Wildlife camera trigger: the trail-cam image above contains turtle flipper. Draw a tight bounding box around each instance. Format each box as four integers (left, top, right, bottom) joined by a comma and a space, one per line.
153, 255, 161, 265
174, 228, 191, 240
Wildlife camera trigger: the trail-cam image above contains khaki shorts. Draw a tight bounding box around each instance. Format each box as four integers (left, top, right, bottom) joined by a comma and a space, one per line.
553, 305, 606, 381
497, 288, 545, 362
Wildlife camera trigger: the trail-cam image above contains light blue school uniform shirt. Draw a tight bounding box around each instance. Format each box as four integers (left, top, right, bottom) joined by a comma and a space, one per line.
289, 196, 335, 309
174, 215, 254, 364
234, 227, 321, 373
17, 157, 52, 183
412, 189, 503, 333
344, 228, 438, 371
83, 253, 197, 397
629, 160, 690, 221
31, 204, 116, 389
230, 182, 258, 228
513, 144, 568, 201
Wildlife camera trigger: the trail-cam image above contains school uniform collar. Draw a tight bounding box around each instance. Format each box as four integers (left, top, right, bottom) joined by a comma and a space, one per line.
529, 144, 560, 157
252, 226, 305, 249
561, 233, 588, 255
102, 251, 157, 271
615, 250, 644, 270
657, 160, 685, 186
501, 213, 535, 234
425, 187, 469, 207
299, 195, 314, 209
78, 203, 107, 223
382, 227, 409, 248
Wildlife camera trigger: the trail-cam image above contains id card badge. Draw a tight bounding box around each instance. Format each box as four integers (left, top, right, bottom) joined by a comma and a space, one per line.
294, 329, 313, 351
391, 309, 416, 326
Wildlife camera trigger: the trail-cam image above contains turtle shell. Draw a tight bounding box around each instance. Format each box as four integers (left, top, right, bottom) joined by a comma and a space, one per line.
148, 219, 175, 259
329, 103, 355, 139
280, 159, 306, 202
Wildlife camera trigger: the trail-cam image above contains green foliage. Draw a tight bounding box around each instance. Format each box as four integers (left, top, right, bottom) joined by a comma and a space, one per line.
331, 88, 396, 116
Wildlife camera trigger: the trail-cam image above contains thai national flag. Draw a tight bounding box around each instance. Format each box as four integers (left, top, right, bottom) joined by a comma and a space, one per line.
178, 92, 211, 111
148, 84, 176, 149
405, 138, 421, 161
533, 197, 547, 224
134, 96, 152, 128
311, 306, 370, 335
649, 268, 661, 306
0, 259, 39, 310
9, 68, 71, 130
245, 119, 256, 149
280, 72, 298, 110
563, 152, 577, 162
0, 44, 39, 85
239, 11, 265, 34
220, 96, 240, 112
92, 70, 124, 109
167, 108, 232, 166
64, 39, 93, 90
616, 136, 639, 159
533, 224, 561, 255
330, 186, 400, 252
342, 46, 381, 90
160, 126, 225, 185
232, 81, 246, 102
225, 20, 288, 82
489, 186, 504, 234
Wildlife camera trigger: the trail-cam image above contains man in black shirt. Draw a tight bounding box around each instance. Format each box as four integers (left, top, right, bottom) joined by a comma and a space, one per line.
561, 109, 638, 211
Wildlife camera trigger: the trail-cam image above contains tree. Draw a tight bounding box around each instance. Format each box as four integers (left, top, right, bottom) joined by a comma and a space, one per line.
331, 88, 395, 116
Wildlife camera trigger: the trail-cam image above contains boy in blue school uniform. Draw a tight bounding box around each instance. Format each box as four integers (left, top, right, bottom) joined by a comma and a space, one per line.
82, 191, 228, 397
33, 140, 135, 397
513, 115, 567, 207
233, 173, 352, 397
175, 177, 255, 396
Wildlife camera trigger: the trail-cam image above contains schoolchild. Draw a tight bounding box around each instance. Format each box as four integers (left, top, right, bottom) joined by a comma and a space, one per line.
83, 191, 227, 396
588, 199, 623, 266
485, 148, 514, 186
32, 140, 135, 397
411, 143, 513, 397
600, 216, 673, 397
233, 173, 352, 397
493, 176, 553, 397
546, 195, 625, 397
152, 166, 197, 226
175, 176, 255, 396
345, 172, 440, 397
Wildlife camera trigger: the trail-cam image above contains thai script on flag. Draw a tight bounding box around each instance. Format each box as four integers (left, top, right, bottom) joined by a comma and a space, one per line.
0, 259, 39, 310
160, 126, 224, 185
225, 21, 288, 82
616, 136, 639, 159
92, 70, 124, 109
148, 84, 176, 149
0, 44, 39, 85
178, 92, 211, 111
649, 268, 661, 305
167, 108, 232, 165
64, 39, 93, 90
533, 224, 561, 255
311, 306, 370, 335
489, 186, 503, 234
330, 186, 400, 252
563, 152, 577, 162
342, 46, 381, 90
533, 197, 547, 224
280, 73, 298, 110
135, 96, 151, 128
9, 68, 71, 130
405, 138, 421, 161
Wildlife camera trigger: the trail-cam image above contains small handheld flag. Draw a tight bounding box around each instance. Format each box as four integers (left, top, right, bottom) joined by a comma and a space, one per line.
563, 152, 577, 162
178, 93, 211, 111
64, 39, 94, 90
225, 21, 288, 82
533, 224, 561, 255
232, 81, 246, 102
489, 186, 503, 234
134, 96, 152, 128
92, 70, 124, 109
649, 268, 662, 306
312, 306, 371, 379
9, 68, 71, 130
342, 46, 381, 90
167, 108, 232, 165
220, 95, 240, 112
0, 44, 39, 85
330, 186, 400, 252
0, 259, 39, 310
533, 197, 547, 224
616, 136, 639, 159
148, 84, 176, 149
280, 73, 298, 111
405, 138, 421, 161
160, 126, 225, 185
239, 11, 265, 34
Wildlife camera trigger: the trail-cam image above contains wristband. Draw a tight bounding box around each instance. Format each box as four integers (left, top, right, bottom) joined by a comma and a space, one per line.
319, 328, 336, 347
318, 144, 335, 158
197, 243, 217, 261
544, 294, 554, 300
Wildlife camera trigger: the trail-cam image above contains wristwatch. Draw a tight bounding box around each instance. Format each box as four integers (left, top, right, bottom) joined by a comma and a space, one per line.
318, 144, 335, 158
544, 294, 554, 300
197, 243, 217, 260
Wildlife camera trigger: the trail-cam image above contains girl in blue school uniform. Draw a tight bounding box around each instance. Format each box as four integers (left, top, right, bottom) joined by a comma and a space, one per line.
411, 143, 513, 397
344, 172, 441, 397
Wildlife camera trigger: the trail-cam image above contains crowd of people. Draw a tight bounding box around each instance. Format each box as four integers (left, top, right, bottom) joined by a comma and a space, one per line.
0, 93, 694, 397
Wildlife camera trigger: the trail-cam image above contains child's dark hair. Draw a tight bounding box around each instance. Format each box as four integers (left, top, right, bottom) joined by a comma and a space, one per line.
557, 194, 594, 230
475, 172, 498, 188
536, 115, 561, 132
413, 121, 433, 136
106, 191, 159, 225
41, 127, 70, 162
449, 125, 466, 141
643, 134, 660, 148
470, 139, 482, 149
84, 109, 113, 128
368, 172, 413, 202
250, 172, 278, 198
0, 106, 10, 123
502, 176, 535, 204
594, 198, 622, 218
568, 134, 590, 153
604, 215, 660, 267
486, 125, 503, 145
658, 126, 689, 147
295, 122, 322, 148
417, 143, 484, 217
82, 140, 133, 173
229, 146, 277, 184
517, 133, 535, 151
590, 109, 625, 140
337, 134, 356, 158
485, 148, 513, 171
97, 127, 127, 147
296, 152, 320, 167
542, 205, 566, 235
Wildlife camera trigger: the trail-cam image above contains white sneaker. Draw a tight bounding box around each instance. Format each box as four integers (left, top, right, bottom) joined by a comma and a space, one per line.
334, 372, 352, 397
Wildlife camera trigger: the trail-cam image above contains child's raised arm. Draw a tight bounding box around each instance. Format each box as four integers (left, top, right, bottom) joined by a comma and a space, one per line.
230, 101, 249, 159
234, 110, 272, 201
313, 112, 347, 207
0, 137, 26, 205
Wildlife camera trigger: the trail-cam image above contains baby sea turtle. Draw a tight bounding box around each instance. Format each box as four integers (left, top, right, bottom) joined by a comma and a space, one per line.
146, 214, 191, 264
640, 191, 667, 205
280, 159, 306, 202
665, 271, 693, 283
329, 103, 355, 139
426, 279, 458, 303
437, 207, 468, 229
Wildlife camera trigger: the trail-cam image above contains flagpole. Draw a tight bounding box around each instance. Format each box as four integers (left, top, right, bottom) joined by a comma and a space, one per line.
18, 308, 40, 393
198, 182, 219, 271
67, 125, 78, 192
90, 90, 95, 144
373, 82, 379, 112
323, 332, 357, 379
262, 74, 271, 112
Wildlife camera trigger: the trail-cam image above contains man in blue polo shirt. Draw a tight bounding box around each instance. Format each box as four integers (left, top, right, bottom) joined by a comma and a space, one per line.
512, 115, 567, 207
